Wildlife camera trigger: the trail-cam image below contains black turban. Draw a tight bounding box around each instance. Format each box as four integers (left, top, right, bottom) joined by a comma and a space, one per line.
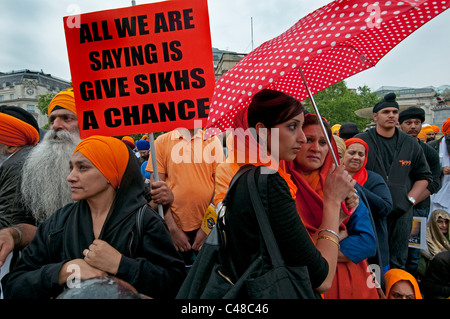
373, 92, 399, 113
398, 106, 425, 124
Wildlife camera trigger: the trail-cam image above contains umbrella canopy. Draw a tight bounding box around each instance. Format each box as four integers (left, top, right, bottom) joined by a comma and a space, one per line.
205, 0, 449, 137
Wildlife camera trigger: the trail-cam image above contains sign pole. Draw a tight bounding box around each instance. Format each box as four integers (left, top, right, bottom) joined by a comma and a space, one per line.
148, 132, 164, 219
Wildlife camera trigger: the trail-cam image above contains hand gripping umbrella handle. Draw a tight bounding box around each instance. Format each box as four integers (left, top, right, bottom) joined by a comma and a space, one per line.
298, 66, 339, 167
148, 133, 165, 219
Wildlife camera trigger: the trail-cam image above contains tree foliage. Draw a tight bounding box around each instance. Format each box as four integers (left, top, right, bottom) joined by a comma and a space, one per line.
303, 81, 378, 130
36, 93, 56, 116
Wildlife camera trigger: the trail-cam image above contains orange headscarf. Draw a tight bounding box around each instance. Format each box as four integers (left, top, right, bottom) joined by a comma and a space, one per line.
48, 88, 76, 116
344, 138, 369, 186
0, 112, 39, 146
442, 117, 450, 135
384, 269, 422, 299
232, 107, 298, 199
73, 135, 129, 190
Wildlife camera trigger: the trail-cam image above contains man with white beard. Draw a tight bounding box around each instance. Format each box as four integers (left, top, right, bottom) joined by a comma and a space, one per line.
0, 89, 80, 267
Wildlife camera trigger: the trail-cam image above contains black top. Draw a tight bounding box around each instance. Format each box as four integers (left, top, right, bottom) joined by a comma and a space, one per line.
355, 128, 432, 218
421, 251, 450, 299
0, 146, 36, 228
373, 129, 399, 175
224, 166, 328, 289
417, 139, 441, 210
2, 147, 186, 299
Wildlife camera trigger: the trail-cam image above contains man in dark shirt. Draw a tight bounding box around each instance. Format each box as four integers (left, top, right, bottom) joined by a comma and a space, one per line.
398, 106, 441, 277
356, 93, 432, 270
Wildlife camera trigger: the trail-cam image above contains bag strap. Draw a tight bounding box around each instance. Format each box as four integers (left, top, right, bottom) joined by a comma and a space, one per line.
136, 204, 147, 241
222, 164, 255, 206
247, 167, 285, 268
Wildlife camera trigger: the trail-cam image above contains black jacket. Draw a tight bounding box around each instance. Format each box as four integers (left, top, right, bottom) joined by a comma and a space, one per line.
416, 139, 441, 210
0, 146, 35, 228
2, 147, 185, 299
355, 128, 432, 218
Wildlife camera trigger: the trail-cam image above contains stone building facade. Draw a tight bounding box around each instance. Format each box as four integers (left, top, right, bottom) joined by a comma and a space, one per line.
375, 86, 450, 128
0, 69, 71, 127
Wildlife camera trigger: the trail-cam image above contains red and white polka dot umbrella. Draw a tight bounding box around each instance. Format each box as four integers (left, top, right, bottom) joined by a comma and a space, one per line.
206, 0, 449, 137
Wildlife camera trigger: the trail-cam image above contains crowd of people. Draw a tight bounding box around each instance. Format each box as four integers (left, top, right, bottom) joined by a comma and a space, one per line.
0, 87, 449, 299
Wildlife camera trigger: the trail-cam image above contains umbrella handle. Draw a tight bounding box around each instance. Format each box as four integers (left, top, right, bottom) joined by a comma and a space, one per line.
298, 67, 339, 167
148, 132, 165, 219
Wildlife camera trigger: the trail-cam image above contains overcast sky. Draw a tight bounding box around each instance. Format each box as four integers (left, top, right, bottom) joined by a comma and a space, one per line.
1, 0, 449, 92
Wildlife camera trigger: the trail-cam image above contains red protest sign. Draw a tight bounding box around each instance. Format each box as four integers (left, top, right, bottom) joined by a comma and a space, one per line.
63, 0, 215, 139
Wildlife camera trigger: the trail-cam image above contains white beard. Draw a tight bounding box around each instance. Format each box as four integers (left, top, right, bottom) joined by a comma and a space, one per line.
21, 130, 81, 224
0, 146, 9, 166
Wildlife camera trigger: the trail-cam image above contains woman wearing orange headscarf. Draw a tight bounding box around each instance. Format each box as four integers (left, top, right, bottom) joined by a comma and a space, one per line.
384, 268, 422, 299
285, 114, 379, 299
2, 135, 185, 299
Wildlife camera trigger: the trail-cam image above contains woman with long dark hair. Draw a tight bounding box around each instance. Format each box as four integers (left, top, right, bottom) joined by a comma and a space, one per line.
222, 89, 355, 295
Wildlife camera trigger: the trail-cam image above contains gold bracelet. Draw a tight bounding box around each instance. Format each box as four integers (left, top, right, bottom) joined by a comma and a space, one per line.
318, 235, 340, 249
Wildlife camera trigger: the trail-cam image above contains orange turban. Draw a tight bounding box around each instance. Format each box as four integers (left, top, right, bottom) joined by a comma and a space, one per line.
442, 117, 450, 135
0, 112, 39, 146
73, 136, 129, 190
417, 125, 434, 141
121, 136, 135, 149
431, 125, 439, 134
121, 136, 135, 144
384, 269, 422, 299
331, 124, 341, 135
48, 88, 76, 116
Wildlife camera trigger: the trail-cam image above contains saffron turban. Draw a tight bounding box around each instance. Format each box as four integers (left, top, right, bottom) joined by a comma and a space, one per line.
0, 106, 39, 146
331, 124, 341, 135
417, 125, 434, 141
121, 136, 135, 149
431, 125, 440, 134
73, 135, 129, 190
442, 117, 450, 135
48, 88, 76, 116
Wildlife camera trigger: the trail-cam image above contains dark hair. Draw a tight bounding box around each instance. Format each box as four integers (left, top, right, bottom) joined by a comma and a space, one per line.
247, 89, 304, 129
303, 114, 332, 139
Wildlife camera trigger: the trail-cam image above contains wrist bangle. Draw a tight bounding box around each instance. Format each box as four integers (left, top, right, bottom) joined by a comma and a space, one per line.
11, 226, 22, 247
318, 235, 340, 249
319, 229, 340, 240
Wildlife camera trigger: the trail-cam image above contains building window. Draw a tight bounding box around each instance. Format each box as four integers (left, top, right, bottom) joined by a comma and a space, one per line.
0, 95, 3, 101
10, 94, 14, 100
27, 105, 35, 112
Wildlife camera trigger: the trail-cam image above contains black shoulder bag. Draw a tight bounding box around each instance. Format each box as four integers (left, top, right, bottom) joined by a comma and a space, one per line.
176, 165, 320, 299
244, 167, 320, 299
